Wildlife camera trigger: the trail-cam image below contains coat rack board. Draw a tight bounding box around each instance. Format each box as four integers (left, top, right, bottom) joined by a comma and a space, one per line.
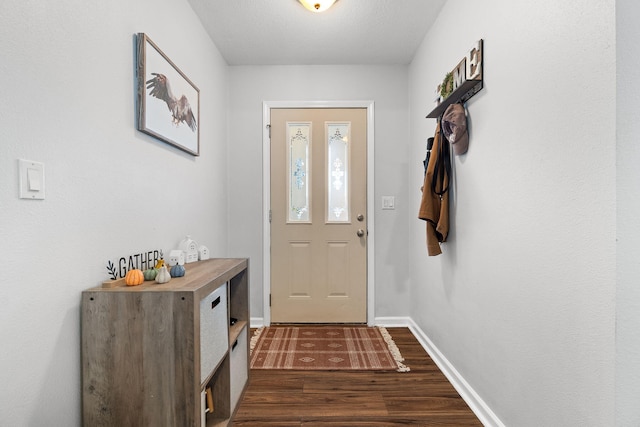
426, 39, 483, 119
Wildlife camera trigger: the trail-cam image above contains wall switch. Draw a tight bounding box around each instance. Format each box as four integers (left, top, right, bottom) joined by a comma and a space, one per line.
382, 196, 395, 210
19, 159, 45, 200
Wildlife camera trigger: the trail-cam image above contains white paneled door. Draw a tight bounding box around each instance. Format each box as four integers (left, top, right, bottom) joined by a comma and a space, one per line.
270, 108, 367, 323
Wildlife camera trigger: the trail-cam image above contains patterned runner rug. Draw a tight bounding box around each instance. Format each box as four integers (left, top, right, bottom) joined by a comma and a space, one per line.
250, 325, 409, 372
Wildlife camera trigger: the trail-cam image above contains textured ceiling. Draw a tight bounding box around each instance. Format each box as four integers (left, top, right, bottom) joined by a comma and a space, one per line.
187, 0, 447, 66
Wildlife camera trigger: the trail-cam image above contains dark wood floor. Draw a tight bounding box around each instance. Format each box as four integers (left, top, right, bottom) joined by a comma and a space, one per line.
233, 327, 482, 426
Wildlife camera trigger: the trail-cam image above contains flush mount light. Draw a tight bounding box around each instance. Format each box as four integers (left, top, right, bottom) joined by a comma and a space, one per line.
298, 0, 338, 13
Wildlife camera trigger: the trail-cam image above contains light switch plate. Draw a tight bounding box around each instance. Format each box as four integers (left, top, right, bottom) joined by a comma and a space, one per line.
382, 196, 395, 210
19, 159, 45, 200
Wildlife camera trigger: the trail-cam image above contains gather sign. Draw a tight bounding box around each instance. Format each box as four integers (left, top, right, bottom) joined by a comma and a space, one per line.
106, 249, 163, 280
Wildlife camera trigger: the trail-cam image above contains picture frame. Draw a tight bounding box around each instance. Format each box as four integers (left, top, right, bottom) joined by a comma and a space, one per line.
136, 33, 200, 156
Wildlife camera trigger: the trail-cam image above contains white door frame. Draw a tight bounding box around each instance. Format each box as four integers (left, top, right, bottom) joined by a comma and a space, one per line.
262, 100, 375, 326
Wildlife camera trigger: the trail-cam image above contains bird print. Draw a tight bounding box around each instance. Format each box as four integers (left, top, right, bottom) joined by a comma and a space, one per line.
146, 73, 197, 131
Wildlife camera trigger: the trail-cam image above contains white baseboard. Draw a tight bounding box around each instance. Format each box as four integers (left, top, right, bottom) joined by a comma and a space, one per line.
374, 316, 413, 327
250, 317, 264, 329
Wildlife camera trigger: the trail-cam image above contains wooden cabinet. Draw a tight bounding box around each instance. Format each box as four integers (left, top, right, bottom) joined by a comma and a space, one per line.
82, 258, 249, 427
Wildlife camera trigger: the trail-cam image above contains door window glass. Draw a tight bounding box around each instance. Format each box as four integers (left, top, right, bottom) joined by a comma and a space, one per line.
287, 123, 311, 222
327, 123, 350, 222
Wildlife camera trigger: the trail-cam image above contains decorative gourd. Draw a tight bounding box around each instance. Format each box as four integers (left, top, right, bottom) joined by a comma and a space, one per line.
125, 269, 144, 286
155, 265, 171, 284
143, 268, 157, 281
170, 264, 186, 278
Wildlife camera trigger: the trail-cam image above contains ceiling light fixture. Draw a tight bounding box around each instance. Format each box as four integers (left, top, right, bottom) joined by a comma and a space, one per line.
298, 0, 338, 13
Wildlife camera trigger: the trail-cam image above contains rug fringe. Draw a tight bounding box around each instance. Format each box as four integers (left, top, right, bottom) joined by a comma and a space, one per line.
378, 326, 411, 372
249, 327, 265, 355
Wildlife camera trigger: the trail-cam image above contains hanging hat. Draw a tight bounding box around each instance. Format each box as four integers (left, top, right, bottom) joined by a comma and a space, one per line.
442, 103, 469, 155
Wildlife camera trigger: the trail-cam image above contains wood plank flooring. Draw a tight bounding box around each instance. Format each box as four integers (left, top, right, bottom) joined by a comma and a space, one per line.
233, 327, 482, 426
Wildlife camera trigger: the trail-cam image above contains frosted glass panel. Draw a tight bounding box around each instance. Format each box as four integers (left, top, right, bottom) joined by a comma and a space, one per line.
288, 124, 310, 222
327, 123, 349, 222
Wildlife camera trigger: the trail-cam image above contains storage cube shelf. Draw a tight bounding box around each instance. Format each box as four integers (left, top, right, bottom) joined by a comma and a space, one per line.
81, 258, 249, 427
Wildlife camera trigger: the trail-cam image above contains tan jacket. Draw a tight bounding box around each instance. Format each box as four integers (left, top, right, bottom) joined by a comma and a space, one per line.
418, 122, 449, 256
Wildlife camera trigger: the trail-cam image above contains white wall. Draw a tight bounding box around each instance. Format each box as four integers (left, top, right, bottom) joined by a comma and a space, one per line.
226, 65, 412, 322
0, 0, 228, 425
408, 1, 616, 425
616, 0, 640, 425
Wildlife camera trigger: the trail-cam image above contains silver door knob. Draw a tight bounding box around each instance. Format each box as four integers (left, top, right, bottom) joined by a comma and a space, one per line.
356, 229, 365, 237
357, 214, 364, 222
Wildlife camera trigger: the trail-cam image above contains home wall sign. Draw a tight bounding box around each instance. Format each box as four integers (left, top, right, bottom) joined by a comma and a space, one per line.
426, 39, 483, 118
106, 249, 164, 280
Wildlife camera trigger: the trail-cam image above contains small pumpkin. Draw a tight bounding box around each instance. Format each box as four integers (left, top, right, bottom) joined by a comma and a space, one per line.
155, 265, 171, 284
125, 269, 144, 286
143, 268, 158, 281
170, 264, 186, 278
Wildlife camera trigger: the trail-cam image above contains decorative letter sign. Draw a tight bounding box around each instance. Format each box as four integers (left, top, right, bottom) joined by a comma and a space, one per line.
106, 249, 163, 280
427, 39, 483, 118
466, 40, 482, 81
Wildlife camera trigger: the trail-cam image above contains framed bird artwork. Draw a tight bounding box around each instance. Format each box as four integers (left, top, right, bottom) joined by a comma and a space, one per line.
136, 33, 200, 156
